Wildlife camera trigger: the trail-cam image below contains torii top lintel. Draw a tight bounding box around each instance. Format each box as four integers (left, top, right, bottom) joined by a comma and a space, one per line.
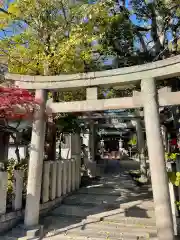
5, 55, 180, 90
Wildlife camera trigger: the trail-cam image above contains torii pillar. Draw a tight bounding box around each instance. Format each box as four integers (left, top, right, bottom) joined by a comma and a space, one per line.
24, 90, 47, 231
141, 78, 174, 240
89, 120, 96, 162
134, 118, 147, 181
86, 87, 97, 162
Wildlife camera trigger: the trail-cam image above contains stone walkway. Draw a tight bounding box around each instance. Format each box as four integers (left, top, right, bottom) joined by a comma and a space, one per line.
4, 160, 158, 239
42, 160, 156, 239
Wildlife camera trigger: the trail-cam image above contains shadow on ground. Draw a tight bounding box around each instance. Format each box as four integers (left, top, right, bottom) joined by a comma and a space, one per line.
1, 159, 155, 239
41, 160, 154, 239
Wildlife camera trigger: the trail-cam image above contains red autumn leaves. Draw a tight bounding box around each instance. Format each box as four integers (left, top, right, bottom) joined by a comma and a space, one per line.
0, 86, 39, 120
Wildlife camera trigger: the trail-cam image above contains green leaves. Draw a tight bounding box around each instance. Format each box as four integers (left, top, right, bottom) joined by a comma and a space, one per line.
168, 172, 180, 186
1, 0, 180, 74
165, 152, 180, 161
55, 114, 81, 133
0, 0, 116, 75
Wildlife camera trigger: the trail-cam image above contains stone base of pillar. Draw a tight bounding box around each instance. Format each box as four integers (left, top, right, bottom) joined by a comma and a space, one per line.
19, 224, 44, 240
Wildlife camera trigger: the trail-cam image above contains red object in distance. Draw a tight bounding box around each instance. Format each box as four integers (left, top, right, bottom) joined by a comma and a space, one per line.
170, 138, 177, 147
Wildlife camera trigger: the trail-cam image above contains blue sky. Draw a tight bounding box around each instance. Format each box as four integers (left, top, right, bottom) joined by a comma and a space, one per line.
0, 0, 174, 61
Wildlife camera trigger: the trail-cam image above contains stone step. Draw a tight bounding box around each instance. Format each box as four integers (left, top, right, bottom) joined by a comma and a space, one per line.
0, 225, 159, 240
45, 233, 158, 240
53, 221, 157, 236
85, 220, 157, 232
86, 209, 156, 226
102, 216, 156, 226
56, 226, 157, 239
42, 215, 156, 237
101, 211, 155, 222
43, 215, 156, 234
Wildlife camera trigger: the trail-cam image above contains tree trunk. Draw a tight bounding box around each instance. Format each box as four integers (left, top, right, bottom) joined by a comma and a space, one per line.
11, 133, 21, 162
0, 132, 9, 164
46, 123, 56, 161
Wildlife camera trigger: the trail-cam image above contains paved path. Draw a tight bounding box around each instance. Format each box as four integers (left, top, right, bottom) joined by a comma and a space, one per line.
4, 160, 158, 239
42, 160, 156, 239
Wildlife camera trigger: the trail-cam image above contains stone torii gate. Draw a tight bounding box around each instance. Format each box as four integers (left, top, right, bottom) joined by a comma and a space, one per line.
5, 55, 180, 240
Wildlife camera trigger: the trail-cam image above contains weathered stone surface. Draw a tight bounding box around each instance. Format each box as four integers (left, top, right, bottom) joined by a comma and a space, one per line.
142, 78, 174, 240
42, 161, 50, 203
24, 90, 47, 228
46, 227, 157, 240
13, 170, 24, 211
0, 171, 8, 214
6, 55, 180, 90
61, 225, 157, 238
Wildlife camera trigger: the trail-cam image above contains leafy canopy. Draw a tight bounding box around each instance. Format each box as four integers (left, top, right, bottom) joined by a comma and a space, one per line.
0, 0, 118, 75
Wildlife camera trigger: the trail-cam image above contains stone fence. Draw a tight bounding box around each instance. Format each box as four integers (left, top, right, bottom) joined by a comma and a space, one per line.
0, 157, 81, 233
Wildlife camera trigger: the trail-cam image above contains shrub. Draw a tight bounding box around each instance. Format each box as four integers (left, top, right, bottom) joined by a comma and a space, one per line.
5, 158, 28, 206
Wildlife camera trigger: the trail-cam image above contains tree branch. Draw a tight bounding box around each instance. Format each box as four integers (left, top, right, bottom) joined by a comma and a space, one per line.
0, 8, 9, 15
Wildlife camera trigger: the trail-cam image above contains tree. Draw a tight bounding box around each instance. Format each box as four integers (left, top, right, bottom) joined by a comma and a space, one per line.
103, 0, 180, 65
0, 0, 117, 75
0, 0, 121, 160
98, 0, 179, 182
0, 85, 39, 163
